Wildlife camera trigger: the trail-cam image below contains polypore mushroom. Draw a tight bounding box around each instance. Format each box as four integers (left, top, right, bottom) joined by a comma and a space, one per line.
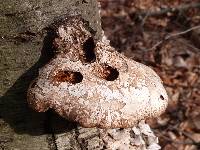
27, 16, 168, 129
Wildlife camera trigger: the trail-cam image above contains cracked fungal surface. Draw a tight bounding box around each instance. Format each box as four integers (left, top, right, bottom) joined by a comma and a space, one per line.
27, 16, 168, 128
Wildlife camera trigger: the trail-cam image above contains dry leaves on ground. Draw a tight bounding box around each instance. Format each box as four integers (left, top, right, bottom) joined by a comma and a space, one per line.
99, 0, 200, 149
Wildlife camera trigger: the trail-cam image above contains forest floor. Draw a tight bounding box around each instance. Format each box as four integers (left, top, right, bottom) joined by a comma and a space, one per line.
99, 1, 200, 150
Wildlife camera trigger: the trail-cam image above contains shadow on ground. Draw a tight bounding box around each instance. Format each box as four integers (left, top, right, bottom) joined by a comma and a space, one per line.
0, 29, 76, 135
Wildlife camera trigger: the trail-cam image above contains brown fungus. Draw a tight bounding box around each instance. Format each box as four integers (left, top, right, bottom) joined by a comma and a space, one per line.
27, 16, 168, 128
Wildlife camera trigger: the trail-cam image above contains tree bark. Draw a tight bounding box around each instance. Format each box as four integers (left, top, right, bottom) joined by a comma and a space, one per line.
0, 0, 102, 149
0, 0, 160, 149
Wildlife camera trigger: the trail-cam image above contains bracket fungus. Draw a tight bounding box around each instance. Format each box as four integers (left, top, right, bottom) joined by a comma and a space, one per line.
27, 16, 168, 129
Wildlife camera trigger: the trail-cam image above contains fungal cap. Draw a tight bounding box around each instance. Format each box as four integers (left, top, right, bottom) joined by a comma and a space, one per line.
27, 16, 168, 128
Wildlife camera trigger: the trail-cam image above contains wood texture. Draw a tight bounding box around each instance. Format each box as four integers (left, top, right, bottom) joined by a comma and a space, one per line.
0, 0, 102, 149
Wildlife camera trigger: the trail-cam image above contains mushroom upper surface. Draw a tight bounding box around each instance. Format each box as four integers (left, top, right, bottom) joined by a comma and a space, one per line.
27, 16, 168, 128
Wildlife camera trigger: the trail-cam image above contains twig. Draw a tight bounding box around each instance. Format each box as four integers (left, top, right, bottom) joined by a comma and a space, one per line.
167, 26, 200, 38
138, 2, 200, 17
141, 11, 150, 27
179, 39, 200, 53
149, 25, 200, 50
129, 2, 200, 29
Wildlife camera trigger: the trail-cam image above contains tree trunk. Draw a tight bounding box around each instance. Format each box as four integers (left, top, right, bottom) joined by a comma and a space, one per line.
0, 0, 102, 149
0, 0, 160, 149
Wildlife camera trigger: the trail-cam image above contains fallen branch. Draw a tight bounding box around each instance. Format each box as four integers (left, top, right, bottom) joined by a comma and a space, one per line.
135, 2, 200, 17
149, 25, 200, 50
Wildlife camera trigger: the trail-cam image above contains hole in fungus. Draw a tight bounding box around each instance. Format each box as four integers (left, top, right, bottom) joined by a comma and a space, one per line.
82, 37, 96, 63
97, 64, 119, 81
31, 81, 37, 88
53, 70, 83, 84
103, 146, 107, 149
160, 95, 164, 100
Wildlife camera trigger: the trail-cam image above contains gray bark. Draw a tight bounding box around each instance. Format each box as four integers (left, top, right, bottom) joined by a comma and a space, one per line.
0, 0, 102, 149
